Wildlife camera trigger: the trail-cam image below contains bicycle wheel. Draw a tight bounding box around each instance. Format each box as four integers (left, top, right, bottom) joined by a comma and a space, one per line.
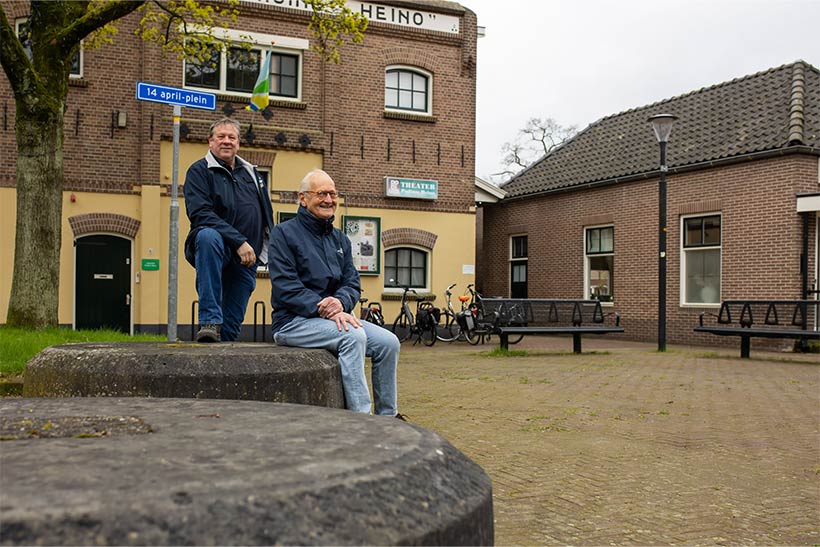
466, 328, 482, 345
436, 311, 459, 342
391, 313, 411, 342
507, 334, 525, 345
419, 321, 437, 346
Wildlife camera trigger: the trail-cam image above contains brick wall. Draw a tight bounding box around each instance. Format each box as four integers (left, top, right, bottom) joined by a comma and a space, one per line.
480, 154, 820, 349
0, 1, 478, 213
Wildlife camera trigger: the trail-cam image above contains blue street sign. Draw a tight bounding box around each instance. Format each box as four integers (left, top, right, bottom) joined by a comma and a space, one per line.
136, 82, 216, 110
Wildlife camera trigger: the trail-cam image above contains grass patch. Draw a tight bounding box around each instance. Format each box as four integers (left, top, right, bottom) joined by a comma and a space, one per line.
0, 326, 164, 376
486, 348, 529, 357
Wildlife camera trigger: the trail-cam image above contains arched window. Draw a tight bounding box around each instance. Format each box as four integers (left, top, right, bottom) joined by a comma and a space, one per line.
385, 66, 431, 114
385, 247, 428, 289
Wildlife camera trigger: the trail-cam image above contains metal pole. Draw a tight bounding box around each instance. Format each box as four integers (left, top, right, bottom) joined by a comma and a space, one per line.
658, 141, 667, 352
167, 105, 181, 341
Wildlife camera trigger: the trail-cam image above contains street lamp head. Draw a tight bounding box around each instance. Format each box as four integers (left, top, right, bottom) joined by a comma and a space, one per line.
648, 113, 679, 143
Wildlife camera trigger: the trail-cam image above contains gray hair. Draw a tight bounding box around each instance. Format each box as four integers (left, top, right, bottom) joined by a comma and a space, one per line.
209, 117, 241, 138
299, 168, 330, 193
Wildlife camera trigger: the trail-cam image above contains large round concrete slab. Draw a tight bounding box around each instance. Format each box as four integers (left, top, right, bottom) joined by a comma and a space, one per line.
0, 398, 493, 546
23, 343, 344, 408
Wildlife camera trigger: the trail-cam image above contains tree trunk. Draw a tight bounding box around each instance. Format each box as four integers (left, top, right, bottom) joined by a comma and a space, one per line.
6, 106, 64, 328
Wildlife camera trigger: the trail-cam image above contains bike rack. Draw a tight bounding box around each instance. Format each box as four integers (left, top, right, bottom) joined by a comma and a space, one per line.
190, 300, 198, 341
253, 300, 267, 342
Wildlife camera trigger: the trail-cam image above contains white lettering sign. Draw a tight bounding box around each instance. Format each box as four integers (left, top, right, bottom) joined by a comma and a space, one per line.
242, 0, 460, 34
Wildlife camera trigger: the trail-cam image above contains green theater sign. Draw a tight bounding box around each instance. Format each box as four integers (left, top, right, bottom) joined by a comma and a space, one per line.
384, 177, 438, 200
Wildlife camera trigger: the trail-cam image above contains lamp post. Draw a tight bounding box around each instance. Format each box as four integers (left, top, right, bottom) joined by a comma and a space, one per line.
648, 114, 678, 352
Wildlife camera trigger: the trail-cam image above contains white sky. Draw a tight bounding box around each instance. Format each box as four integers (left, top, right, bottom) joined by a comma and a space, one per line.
464, 0, 820, 181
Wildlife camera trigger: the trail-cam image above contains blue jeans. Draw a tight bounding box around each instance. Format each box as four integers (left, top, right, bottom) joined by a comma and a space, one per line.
273, 316, 400, 415
194, 228, 257, 341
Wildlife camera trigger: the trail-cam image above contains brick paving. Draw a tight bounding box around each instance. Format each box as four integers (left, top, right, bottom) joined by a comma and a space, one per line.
392, 337, 820, 546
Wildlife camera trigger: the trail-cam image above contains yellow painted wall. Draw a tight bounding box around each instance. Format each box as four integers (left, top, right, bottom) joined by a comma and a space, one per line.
0, 188, 16, 320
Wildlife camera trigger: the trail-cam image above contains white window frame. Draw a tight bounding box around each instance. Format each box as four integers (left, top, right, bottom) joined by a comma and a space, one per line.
383, 245, 430, 294
183, 28, 308, 103
680, 213, 722, 307
509, 234, 528, 295
16, 17, 83, 79
584, 225, 614, 304
384, 65, 433, 116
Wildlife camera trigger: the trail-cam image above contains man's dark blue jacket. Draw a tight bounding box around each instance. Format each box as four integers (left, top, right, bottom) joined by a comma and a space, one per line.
183, 151, 274, 266
268, 206, 361, 333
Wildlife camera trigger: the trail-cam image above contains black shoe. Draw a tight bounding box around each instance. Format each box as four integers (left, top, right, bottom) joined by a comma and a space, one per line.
196, 324, 221, 343
395, 413, 409, 422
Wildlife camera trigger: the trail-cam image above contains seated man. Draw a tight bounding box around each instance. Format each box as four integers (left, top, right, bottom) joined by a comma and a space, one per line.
183, 118, 274, 342
268, 169, 402, 417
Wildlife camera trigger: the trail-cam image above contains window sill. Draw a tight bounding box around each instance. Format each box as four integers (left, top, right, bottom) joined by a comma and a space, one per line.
680, 303, 721, 308
213, 92, 306, 110
383, 110, 436, 123
68, 78, 88, 88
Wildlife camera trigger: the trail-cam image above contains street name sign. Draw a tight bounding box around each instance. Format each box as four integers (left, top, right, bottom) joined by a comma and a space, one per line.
136, 82, 216, 110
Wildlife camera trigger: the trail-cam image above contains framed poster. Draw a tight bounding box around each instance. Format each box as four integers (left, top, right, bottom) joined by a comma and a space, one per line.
278, 211, 297, 224
343, 216, 381, 275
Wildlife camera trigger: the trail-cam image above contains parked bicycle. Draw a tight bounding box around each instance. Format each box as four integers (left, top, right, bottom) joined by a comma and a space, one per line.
461, 284, 525, 346
437, 283, 473, 342
390, 284, 438, 346
358, 295, 385, 327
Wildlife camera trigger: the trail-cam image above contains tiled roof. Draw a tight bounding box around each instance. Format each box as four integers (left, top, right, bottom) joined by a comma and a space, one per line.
501, 61, 820, 199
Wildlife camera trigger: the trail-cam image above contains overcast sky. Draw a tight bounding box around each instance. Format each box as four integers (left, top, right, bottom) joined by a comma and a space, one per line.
464, 0, 820, 182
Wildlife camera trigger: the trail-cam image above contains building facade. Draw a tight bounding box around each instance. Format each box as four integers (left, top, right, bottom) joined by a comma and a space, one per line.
0, 0, 479, 338
480, 61, 820, 350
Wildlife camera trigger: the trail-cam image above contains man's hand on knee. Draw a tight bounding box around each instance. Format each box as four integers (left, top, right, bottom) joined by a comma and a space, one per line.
318, 296, 343, 319
329, 311, 361, 331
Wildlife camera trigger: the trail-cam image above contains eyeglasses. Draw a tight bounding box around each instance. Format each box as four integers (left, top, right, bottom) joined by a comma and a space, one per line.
304, 190, 338, 200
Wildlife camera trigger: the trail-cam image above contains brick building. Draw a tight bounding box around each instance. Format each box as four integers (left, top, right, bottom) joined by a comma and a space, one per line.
479, 61, 820, 349
0, 0, 479, 337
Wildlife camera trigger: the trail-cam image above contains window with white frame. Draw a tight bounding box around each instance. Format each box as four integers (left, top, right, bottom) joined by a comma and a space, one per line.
510, 235, 528, 298
385, 66, 431, 114
585, 226, 614, 302
384, 247, 428, 289
682, 214, 721, 305
184, 29, 306, 101
16, 17, 82, 78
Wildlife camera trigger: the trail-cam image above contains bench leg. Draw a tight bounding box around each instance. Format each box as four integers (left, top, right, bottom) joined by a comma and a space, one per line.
573, 333, 581, 354
740, 335, 750, 359
500, 334, 509, 351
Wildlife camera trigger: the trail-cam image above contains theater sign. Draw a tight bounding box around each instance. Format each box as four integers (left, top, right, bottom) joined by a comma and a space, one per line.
384, 177, 438, 200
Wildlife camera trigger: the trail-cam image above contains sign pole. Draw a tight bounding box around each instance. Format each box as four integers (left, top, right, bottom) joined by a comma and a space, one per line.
167, 105, 181, 341
135, 82, 214, 341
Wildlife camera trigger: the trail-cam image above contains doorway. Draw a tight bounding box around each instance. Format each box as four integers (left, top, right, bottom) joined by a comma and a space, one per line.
75, 235, 131, 333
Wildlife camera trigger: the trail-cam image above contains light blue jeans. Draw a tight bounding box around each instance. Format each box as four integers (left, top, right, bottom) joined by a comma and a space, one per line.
273, 316, 400, 415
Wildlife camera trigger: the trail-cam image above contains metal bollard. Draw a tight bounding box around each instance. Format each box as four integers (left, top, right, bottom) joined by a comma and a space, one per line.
253, 301, 266, 342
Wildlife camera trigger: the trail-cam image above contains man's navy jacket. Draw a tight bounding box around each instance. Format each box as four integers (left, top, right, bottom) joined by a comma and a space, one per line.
183, 151, 274, 267
268, 206, 361, 333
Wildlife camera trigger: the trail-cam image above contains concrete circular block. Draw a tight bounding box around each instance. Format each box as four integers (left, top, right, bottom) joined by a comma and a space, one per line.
0, 398, 494, 546
23, 343, 344, 409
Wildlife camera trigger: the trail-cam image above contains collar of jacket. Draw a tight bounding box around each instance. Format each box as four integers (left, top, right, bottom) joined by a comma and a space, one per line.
204, 150, 255, 179
297, 205, 335, 236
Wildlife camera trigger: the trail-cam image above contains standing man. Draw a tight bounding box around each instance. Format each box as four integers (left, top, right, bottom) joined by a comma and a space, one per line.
268, 169, 403, 418
183, 118, 274, 342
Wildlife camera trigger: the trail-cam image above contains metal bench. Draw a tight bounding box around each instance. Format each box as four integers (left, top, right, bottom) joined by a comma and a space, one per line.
694, 299, 820, 358
480, 298, 623, 352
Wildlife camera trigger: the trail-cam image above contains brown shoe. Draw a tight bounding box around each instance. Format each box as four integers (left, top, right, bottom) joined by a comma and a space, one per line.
395, 413, 409, 422
196, 324, 221, 343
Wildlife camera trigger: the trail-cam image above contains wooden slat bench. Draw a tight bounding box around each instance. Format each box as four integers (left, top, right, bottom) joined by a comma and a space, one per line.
480, 298, 624, 352
694, 299, 820, 358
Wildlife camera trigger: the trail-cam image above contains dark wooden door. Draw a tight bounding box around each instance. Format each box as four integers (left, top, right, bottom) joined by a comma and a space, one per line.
75, 235, 131, 332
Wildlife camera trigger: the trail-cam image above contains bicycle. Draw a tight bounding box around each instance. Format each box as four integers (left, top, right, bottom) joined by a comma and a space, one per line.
390, 284, 438, 346
462, 284, 525, 346
436, 283, 473, 342
358, 295, 385, 327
